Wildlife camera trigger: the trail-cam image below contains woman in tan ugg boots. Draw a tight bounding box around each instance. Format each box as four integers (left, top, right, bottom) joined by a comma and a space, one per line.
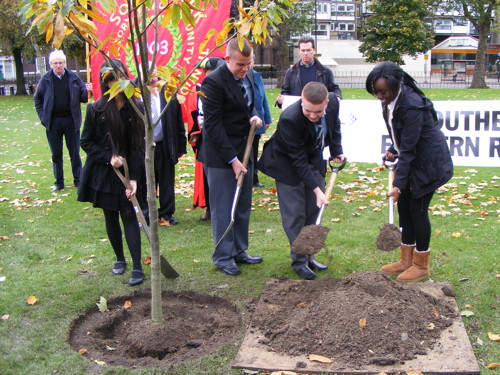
366, 62, 453, 282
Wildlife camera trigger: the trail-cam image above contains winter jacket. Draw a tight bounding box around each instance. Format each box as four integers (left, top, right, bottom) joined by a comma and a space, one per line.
384, 85, 453, 199
281, 59, 342, 100
34, 69, 88, 131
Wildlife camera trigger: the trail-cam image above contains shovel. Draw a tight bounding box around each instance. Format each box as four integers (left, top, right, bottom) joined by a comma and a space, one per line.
291, 158, 347, 255
376, 158, 401, 251
214, 119, 257, 250
113, 159, 179, 279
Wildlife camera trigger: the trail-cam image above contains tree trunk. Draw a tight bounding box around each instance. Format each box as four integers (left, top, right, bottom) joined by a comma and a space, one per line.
469, 24, 489, 89
12, 48, 28, 95
274, 24, 292, 89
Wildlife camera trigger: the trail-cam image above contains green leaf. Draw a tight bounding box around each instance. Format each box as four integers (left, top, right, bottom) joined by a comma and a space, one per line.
96, 296, 108, 312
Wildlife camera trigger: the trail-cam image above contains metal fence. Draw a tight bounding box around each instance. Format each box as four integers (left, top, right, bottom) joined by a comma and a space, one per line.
262, 70, 500, 90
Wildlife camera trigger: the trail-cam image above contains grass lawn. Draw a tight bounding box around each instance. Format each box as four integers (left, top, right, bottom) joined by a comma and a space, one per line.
0, 91, 498, 375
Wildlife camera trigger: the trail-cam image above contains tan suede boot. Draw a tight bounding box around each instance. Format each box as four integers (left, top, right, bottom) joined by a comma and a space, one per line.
380, 244, 415, 275
397, 249, 430, 282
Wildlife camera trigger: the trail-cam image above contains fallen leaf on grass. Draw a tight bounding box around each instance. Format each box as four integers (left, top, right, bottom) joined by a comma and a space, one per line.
461, 310, 474, 317
106, 345, 116, 351
144, 256, 151, 265
464, 304, 474, 309
427, 323, 436, 330
451, 232, 461, 238
123, 301, 132, 309
486, 363, 500, 369
94, 359, 107, 366
0, 276, 5, 282
78, 348, 87, 355
488, 332, 500, 341
27, 296, 38, 305
2, 314, 9, 320
309, 354, 333, 363
0, 236, 10, 241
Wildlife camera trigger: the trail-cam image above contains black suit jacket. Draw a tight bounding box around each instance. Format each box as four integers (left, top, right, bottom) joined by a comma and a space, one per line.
158, 95, 186, 163
258, 93, 343, 190
199, 64, 258, 168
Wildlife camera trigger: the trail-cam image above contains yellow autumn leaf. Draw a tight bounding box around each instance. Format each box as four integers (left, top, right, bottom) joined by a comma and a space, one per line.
296, 302, 308, 308
123, 300, 132, 309
486, 363, 500, 369
464, 304, 474, 309
27, 296, 39, 305
451, 232, 461, 238
359, 318, 367, 328
309, 354, 334, 363
78, 348, 88, 354
406, 370, 424, 375
488, 332, 500, 341
433, 307, 440, 318
2, 314, 10, 320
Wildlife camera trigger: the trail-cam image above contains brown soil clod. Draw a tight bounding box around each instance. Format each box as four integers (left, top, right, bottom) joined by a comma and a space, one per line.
291, 225, 330, 255
376, 223, 401, 251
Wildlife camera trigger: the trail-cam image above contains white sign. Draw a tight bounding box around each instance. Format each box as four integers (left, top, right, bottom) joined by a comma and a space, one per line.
339, 100, 499, 167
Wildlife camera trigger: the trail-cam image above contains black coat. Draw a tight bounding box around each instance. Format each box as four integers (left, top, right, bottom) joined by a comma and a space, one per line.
385, 85, 453, 199
78, 100, 145, 209
199, 64, 259, 168
258, 93, 342, 190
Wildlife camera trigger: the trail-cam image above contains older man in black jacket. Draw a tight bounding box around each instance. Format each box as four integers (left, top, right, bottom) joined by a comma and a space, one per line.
34, 49, 91, 192
259, 82, 344, 280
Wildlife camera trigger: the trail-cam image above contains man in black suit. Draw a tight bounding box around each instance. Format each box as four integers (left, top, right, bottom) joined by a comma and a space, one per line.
258, 82, 344, 279
199, 38, 264, 276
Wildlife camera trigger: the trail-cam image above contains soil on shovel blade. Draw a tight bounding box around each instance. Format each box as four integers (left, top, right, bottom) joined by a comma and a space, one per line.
376, 223, 402, 251
68, 271, 459, 370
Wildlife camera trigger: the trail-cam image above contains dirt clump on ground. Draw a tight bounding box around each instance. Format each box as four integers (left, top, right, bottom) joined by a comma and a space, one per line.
250, 271, 458, 367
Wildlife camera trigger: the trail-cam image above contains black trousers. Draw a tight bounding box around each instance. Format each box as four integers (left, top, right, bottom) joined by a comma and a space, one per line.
154, 141, 176, 219
46, 115, 82, 187
398, 189, 435, 251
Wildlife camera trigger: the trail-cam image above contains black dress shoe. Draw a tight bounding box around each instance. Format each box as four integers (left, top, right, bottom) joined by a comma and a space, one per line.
218, 264, 241, 276
253, 182, 265, 188
294, 265, 316, 280
112, 261, 126, 275
51, 185, 64, 193
235, 253, 263, 264
128, 270, 145, 286
309, 258, 328, 271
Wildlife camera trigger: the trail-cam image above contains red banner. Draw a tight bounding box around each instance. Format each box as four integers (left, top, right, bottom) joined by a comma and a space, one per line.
90, 1, 231, 98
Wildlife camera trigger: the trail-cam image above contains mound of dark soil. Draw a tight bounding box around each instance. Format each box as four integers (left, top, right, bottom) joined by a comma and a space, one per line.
249, 271, 458, 367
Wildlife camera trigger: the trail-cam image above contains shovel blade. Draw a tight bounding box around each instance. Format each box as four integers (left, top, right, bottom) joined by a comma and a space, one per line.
160, 255, 180, 279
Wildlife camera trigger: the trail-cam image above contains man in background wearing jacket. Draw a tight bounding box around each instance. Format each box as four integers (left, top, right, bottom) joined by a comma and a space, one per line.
34, 49, 91, 192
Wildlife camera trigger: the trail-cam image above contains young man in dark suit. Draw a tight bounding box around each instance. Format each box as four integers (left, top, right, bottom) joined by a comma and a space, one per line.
258, 82, 344, 280
199, 38, 263, 276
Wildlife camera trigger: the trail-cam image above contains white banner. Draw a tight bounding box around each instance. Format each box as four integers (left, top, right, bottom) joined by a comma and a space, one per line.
339, 100, 500, 167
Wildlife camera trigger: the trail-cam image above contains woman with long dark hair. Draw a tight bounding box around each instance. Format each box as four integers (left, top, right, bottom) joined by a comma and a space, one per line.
78, 59, 146, 286
366, 61, 453, 281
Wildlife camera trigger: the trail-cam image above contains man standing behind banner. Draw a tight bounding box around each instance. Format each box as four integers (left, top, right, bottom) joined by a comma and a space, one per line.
276, 36, 342, 108
258, 82, 344, 280
199, 38, 263, 276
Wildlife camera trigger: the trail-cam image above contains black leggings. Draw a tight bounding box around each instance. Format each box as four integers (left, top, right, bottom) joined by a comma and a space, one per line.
103, 208, 142, 271
397, 189, 435, 252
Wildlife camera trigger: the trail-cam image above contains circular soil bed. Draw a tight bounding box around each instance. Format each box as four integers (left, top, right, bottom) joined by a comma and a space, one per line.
68, 289, 241, 368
